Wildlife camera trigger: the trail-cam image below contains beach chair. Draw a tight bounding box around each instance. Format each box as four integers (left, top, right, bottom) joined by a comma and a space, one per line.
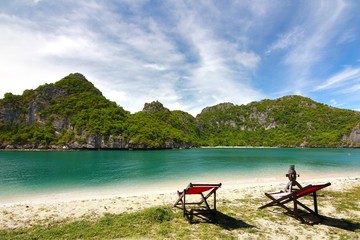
258, 182, 331, 224
174, 183, 222, 223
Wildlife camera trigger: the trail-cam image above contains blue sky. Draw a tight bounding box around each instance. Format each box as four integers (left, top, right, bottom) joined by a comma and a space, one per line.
1, 0, 360, 115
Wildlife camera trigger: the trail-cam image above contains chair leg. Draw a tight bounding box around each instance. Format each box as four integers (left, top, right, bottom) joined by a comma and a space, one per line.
174, 191, 184, 207
214, 190, 217, 212
313, 192, 318, 215
183, 193, 186, 217
199, 192, 217, 222
213, 190, 217, 220
293, 196, 300, 221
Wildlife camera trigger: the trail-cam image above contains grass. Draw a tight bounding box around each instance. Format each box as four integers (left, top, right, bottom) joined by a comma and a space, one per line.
325, 185, 360, 213
1, 184, 359, 239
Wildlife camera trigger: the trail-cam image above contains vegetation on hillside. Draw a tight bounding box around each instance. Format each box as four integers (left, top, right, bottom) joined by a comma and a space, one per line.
0, 73, 359, 149
0, 73, 129, 147
123, 102, 199, 148
196, 96, 360, 147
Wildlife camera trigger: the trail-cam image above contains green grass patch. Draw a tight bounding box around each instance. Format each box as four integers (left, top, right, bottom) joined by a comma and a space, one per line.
0, 207, 174, 240
324, 185, 360, 213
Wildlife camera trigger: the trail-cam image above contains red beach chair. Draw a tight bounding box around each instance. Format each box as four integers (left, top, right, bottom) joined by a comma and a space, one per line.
174, 183, 222, 223
258, 182, 331, 224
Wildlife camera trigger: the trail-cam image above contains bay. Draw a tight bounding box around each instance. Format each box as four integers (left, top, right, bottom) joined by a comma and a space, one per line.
0, 148, 359, 198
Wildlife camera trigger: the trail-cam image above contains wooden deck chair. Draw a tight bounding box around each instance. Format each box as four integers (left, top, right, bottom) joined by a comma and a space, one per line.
174, 183, 222, 223
258, 182, 331, 224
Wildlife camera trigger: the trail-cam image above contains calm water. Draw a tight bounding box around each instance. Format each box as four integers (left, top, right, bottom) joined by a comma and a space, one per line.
0, 148, 359, 197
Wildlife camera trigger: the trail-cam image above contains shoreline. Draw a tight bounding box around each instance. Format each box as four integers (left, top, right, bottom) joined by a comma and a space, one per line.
1, 170, 359, 205
0, 171, 360, 206
2, 146, 360, 151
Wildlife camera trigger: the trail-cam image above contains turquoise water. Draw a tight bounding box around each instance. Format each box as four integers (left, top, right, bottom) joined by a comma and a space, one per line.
0, 148, 359, 197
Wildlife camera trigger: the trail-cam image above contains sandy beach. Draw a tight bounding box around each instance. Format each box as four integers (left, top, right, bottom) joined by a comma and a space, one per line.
1, 173, 359, 239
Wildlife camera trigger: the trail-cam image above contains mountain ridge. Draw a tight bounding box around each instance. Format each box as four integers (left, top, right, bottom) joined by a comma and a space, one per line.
1, 73, 359, 149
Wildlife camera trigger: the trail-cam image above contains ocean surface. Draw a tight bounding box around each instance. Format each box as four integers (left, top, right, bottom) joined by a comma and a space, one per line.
0, 148, 359, 198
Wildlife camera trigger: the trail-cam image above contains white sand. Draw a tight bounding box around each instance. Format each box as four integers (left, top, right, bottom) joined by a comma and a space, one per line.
1, 172, 359, 231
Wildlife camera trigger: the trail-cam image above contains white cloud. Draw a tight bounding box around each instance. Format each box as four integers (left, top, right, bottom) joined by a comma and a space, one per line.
41, 35, 100, 60
342, 84, 360, 94
266, 27, 305, 55
17, 0, 42, 5
315, 67, 360, 91
235, 52, 261, 69
330, 99, 337, 105
170, 2, 263, 114
337, 28, 357, 45
0, 14, 72, 96
285, 1, 347, 68
143, 64, 167, 71
260, 0, 352, 97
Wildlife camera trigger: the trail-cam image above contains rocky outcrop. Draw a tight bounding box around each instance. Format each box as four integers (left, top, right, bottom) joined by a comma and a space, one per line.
65, 134, 129, 149
142, 101, 170, 114
347, 124, 360, 146
200, 102, 234, 114
0, 101, 22, 126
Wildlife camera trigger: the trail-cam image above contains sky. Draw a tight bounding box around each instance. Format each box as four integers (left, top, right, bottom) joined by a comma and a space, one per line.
1, 0, 360, 116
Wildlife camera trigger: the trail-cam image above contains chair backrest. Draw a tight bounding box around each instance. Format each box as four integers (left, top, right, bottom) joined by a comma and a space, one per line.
296, 182, 331, 198
185, 183, 221, 195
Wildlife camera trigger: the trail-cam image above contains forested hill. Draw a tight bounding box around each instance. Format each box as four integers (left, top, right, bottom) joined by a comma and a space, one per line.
1, 73, 359, 149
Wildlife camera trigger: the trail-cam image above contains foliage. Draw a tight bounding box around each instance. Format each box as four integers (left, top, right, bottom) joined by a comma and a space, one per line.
196, 95, 360, 147
0, 73, 130, 147
1, 74, 359, 149
123, 102, 199, 148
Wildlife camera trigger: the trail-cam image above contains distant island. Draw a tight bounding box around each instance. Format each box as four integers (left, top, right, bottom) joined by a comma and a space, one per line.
1, 73, 359, 150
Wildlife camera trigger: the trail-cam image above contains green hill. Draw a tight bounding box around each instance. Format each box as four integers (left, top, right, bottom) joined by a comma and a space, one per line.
123, 101, 199, 149
0, 73, 359, 149
0, 73, 130, 149
196, 96, 360, 147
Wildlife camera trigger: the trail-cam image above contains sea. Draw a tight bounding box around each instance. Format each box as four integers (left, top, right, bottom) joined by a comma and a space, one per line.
0, 148, 359, 200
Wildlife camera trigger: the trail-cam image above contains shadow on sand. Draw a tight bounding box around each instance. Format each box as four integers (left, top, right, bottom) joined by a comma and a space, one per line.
187, 210, 255, 230
320, 215, 360, 232
215, 211, 256, 230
